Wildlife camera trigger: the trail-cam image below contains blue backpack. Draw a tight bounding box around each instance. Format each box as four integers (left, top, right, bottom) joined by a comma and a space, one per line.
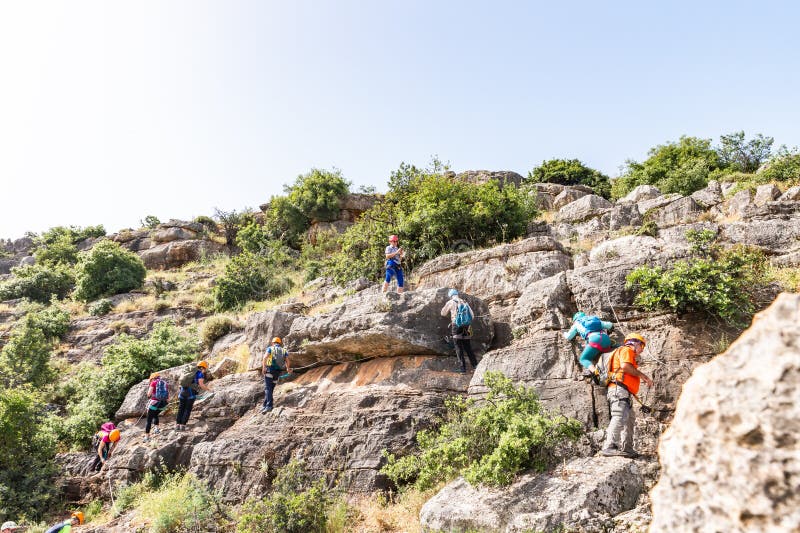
154, 377, 169, 401
454, 301, 473, 328
579, 315, 603, 333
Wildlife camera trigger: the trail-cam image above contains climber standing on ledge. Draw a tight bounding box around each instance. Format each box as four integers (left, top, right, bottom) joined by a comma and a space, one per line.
383, 234, 405, 293
601, 333, 654, 458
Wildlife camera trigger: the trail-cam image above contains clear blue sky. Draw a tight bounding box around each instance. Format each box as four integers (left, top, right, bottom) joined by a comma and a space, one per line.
1, 0, 798, 239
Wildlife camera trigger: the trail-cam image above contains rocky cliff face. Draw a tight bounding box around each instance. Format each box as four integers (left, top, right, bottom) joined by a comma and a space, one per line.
47, 178, 800, 531
650, 293, 800, 532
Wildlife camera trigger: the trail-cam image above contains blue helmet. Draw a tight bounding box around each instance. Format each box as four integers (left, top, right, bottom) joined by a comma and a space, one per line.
572, 311, 586, 321
447, 288, 459, 298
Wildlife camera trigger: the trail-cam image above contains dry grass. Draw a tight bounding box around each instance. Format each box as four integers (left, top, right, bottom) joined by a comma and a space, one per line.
768, 266, 800, 292
307, 295, 346, 316
344, 486, 443, 533
113, 298, 144, 314
62, 299, 88, 318
538, 210, 557, 224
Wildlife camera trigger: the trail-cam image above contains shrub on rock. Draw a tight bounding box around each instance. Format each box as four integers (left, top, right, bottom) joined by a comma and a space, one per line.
212, 251, 293, 311
0, 264, 75, 303
201, 315, 236, 349
381, 371, 582, 489
237, 459, 338, 533
626, 229, 768, 325
73, 240, 147, 301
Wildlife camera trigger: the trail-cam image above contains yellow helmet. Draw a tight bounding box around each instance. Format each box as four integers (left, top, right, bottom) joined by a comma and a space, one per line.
149, 372, 160, 380
624, 333, 646, 347
197, 360, 209, 370
272, 337, 282, 345
71, 511, 85, 525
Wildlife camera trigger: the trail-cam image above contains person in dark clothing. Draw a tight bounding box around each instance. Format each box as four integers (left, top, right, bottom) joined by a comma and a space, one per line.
261, 337, 292, 413
176, 361, 211, 431
441, 288, 478, 373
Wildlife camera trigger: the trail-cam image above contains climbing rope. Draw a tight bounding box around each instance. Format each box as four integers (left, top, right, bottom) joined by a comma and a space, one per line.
107, 471, 116, 510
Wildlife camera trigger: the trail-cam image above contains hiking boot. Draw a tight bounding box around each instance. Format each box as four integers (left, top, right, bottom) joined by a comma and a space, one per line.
455, 368, 466, 374
143, 436, 150, 443
619, 449, 641, 459
600, 447, 624, 457
261, 407, 273, 414
153, 427, 161, 435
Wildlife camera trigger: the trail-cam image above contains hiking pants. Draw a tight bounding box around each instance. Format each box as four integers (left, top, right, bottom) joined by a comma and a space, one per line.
604, 386, 635, 451
452, 325, 478, 371
263, 374, 276, 410
146, 406, 161, 434
176, 397, 195, 425
91, 443, 110, 471
579, 332, 613, 368
385, 265, 404, 288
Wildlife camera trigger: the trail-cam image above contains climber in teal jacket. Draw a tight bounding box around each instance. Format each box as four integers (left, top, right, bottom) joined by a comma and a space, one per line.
564, 311, 616, 375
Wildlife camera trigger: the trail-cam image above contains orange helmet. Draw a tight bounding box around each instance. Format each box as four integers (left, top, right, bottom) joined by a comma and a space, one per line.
109, 429, 121, 442
272, 337, 282, 345
71, 511, 85, 525
624, 333, 646, 347
197, 360, 209, 370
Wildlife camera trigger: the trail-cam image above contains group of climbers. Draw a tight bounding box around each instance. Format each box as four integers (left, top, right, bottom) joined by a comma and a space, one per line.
4, 235, 652, 529
565, 310, 655, 459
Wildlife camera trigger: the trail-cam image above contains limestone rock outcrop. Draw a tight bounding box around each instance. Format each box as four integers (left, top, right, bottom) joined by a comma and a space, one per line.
420, 457, 643, 533
650, 293, 800, 532
110, 219, 228, 270
456, 170, 524, 190
189, 356, 472, 500
414, 236, 571, 347
240, 288, 492, 369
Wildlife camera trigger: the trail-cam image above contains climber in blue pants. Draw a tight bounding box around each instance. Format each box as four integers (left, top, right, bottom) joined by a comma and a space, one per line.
564, 311, 616, 377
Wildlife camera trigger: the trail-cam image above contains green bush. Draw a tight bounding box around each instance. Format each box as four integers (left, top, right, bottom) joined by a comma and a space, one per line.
0, 303, 69, 391
527, 158, 611, 198
214, 208, 256, 246
201, 315, 236, 349
73, 240, 146, 301
761, 146, 800, 183
262, 196, 310, 248
612, 136, 724, 198
0, 321, 54, 388
212, 251, 294, 311
381, 371, 582, 489
0, 264, 75, 303
626, 229, 768, 325
0, 388, 58, 521
237, 459, 337, 533
326, 163, 537, 284
300, 229, 341, 283
134, 473, 221, 533
32, 225, 105, 267
193, 215, 218, 232
286, 168, 350, 222
24, 304, 70, 340
141, 215, 161, 229
235, 221, 272, 255
88, 298, 114, 316
56, 320, 198, 448
717, 131, 774, 173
